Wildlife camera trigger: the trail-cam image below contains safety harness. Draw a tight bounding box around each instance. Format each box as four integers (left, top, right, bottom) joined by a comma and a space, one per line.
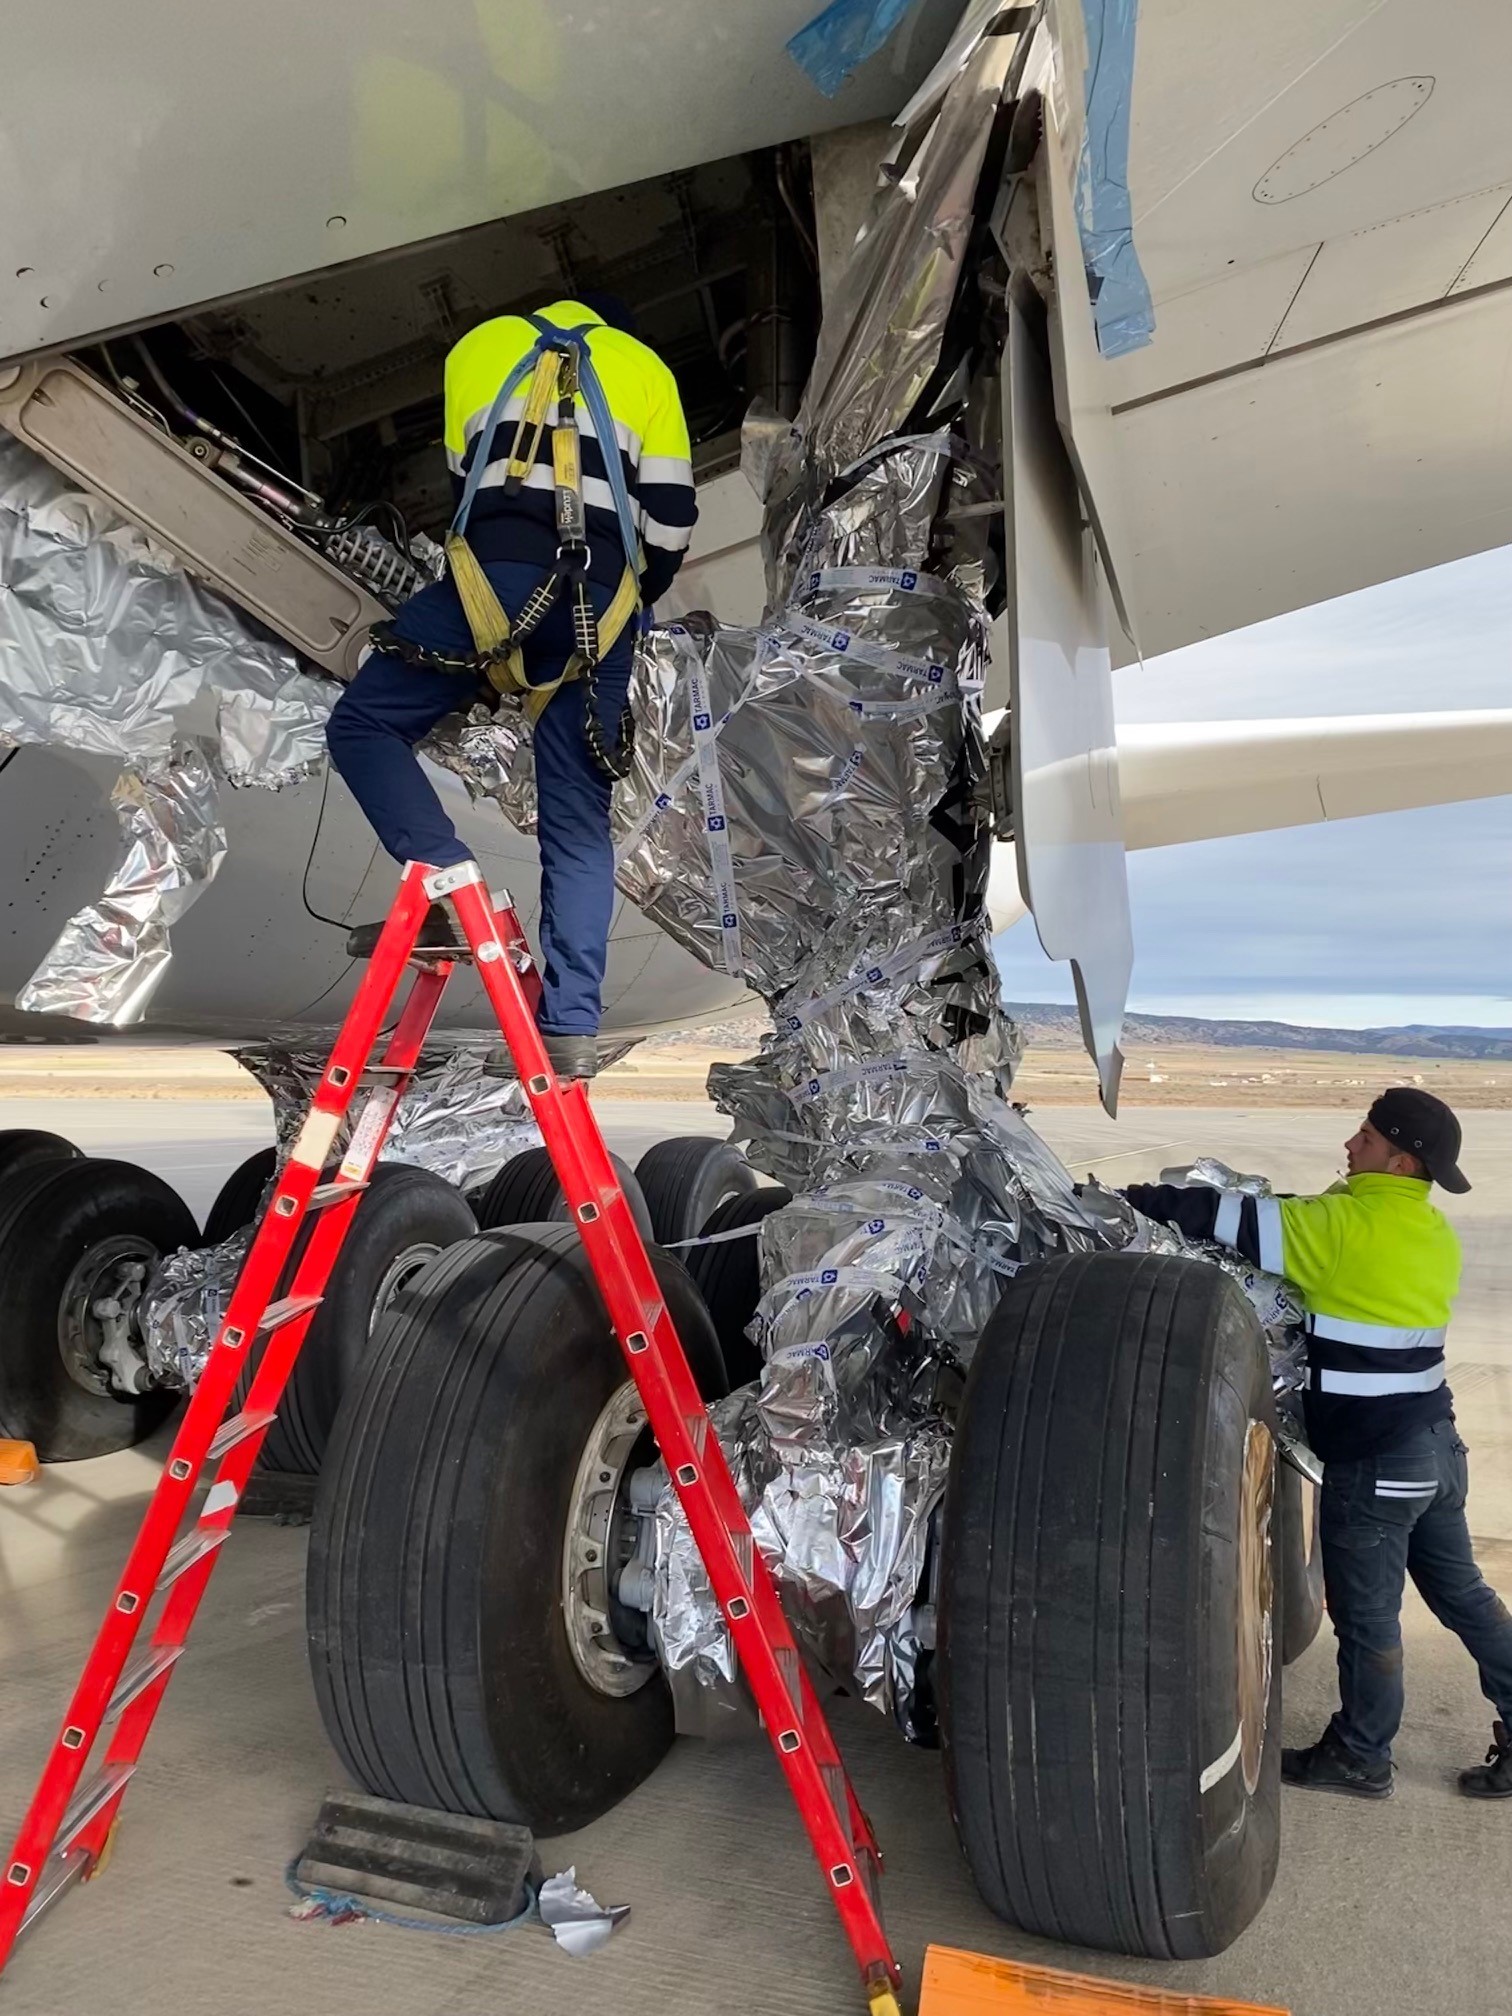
369, 315, 641, 779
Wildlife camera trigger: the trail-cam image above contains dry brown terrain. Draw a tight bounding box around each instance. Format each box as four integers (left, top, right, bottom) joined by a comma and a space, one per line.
2, 1036, 1506, 1108
1010, 1040, 1512, 1110
601, 1040, 1509, 1107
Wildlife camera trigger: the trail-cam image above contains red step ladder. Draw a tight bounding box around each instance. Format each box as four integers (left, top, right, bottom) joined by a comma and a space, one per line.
0, 860, 903, 2012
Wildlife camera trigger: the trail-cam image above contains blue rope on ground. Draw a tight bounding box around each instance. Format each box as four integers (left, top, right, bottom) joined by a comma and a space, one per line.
284, 1857, 539, 1937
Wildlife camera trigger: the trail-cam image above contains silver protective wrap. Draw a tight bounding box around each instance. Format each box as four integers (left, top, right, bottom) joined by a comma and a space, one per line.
137, 1226, 253, 1391
17, 741, 227, 1023
0, 432, 335, 1022
638, 1, 1304, 1716
233, 1043, 542, 1194
641, 8, 1092, 1721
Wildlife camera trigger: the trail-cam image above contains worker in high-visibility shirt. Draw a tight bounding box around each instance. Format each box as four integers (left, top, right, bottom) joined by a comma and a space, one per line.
1125, 1088, 1512, 1802
328, 296, 697, 1081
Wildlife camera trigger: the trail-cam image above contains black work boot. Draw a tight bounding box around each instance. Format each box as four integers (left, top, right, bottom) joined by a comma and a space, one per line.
1458, 1721, 1512, 1799
542, 1033, 599, 1081
1282, 1725, 1394, 1799
346, 903, 469, 959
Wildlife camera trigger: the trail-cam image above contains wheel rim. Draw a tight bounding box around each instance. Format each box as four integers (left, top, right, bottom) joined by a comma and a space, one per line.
57, 1234, 161, 1398
1298, 1470, 1318, 1562
1237, 1417, 1276, 1796
562, 1380, 658, 1699
367, 1243, 441, 1337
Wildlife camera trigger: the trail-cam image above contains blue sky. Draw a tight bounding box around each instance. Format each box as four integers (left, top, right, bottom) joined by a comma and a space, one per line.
994, 547, 1512, 1030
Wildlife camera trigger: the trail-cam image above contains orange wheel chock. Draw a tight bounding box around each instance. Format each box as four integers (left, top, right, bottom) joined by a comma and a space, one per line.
918, 1948, 1289, 2016
0, 1440, 39, 1487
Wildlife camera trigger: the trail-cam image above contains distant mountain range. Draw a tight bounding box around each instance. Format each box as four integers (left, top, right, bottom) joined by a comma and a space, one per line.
648, 1006, 1512, 1062
1007, 1004, 1512, 1062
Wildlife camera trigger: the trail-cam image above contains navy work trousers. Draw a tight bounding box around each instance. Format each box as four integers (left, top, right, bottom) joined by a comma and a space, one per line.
1321, 1415, 1512, 1765
325, 564, 632, 1036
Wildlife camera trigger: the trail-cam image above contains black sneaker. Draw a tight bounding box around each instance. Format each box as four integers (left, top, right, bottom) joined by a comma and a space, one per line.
1458, 1721, 1512, 1799
1282, 1726, 1394, 1799
346, 904, 469, 960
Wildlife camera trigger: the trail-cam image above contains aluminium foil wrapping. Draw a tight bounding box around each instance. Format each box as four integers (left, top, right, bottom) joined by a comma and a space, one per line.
233, 1044, 542, 1195
1, 430, 336, 1022
16, 741, 227, 1024
138, 1227, 254, 1391
640, 1, 1296, 1718
645, 5, 1071, 1721
0, 433, 331, 782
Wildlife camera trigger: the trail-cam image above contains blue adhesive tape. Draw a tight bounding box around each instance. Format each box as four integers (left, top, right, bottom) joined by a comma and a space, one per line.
1073, 0, 1155, 358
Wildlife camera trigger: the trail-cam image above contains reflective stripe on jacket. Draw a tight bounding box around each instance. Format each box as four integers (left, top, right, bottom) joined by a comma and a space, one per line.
442, 299, 697, 602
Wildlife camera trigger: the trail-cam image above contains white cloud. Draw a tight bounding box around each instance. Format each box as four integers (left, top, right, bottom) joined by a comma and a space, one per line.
997, 548, 1512, 1029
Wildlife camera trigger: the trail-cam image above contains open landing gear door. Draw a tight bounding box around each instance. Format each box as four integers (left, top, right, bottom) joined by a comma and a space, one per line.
1002, 280, 1131, 1113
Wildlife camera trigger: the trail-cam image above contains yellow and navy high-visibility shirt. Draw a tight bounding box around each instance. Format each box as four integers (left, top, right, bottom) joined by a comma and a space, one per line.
1123, 1172, 1461, 1463
442, 300, 698, 604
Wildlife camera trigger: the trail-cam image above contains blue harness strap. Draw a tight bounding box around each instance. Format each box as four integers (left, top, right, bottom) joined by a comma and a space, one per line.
449, 340, 548, 540
452, 315, 643, 579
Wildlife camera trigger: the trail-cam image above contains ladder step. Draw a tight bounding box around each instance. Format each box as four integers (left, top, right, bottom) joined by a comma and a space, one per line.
309, 1179, 369, 1209
208, 1408, 277, 1461
106, 1643, 184, 1721
18, 1845, 88, 1936
776, 1643, 800, 1706
57, 1763, 135, 1856
157, 1526, 229, 1591
821, 1759, 848, 1819
363, 1062, 413, 1079
257, 1295, 322, 1335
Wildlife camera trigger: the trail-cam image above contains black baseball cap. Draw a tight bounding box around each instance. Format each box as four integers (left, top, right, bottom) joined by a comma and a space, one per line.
1368, 1088, 1471, 1194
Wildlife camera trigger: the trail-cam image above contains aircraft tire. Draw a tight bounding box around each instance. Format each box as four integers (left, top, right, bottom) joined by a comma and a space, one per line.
0, 1158, 195, 1461
684, 1185, 792, 1388
201, 1145, 278, 1246
633, 1136, 757, 1247
939, 1251, 1281, 1960
471, 1145, 653, 1241
0, 1127, 84, 1187
306, 1225, 726, 1830
238, 1163, 476, 1476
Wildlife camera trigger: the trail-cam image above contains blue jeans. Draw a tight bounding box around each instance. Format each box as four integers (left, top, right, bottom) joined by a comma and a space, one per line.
1321, 1417, 1512, 1765
325, 564, 633, 1035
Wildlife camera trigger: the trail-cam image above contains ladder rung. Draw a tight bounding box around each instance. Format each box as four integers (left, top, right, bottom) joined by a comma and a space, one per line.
257, 1295, 322, 1335
157, 1527, 228, 1591
363, 1062, 413, 1078
57, 1763, 135, 1856
18, 1845, 88, 1936
208, 1408, 277, 1461
776, 1643, 800, 1706
309, 1179, 369, 1208
685, 1411, 709, 1455
821, 1759, 848, 1819
730, 1528, 754, 1584
106, 1643, 184, 1721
